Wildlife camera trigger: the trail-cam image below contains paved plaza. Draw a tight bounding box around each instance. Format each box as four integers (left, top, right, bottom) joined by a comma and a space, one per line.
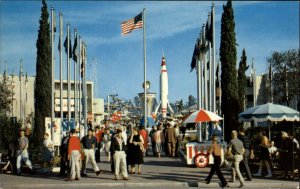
0, 153, 299, 189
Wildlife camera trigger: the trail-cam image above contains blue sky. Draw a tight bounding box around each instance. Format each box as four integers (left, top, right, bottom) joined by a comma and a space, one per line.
1, 1, 299, 103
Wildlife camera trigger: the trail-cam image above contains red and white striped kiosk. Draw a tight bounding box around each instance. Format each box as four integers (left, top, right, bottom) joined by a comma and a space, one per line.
179, 129, 227, 168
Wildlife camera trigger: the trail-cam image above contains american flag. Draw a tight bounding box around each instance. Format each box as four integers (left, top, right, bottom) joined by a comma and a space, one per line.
121, 12, 143, 36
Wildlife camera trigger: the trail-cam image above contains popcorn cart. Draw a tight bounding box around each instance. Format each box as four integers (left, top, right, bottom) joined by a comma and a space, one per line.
179, 109, 227, 168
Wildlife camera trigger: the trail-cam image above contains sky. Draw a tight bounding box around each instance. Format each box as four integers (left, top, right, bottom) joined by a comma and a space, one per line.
0, 1, 299, 104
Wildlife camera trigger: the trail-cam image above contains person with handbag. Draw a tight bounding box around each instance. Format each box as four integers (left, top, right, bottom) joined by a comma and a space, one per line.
127, 127, 144, 174
205, 135, 229, 188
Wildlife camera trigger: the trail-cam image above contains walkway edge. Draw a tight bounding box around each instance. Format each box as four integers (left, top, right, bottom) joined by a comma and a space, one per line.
2, 181, 299, 188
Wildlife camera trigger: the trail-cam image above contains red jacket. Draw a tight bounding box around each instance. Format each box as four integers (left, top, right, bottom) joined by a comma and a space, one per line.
139, 129, 148, 149
68, 136, 81, 156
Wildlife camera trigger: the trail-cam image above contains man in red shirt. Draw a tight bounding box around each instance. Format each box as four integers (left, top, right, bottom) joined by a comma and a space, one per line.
95, 126, 104, 162
66, 129, 81, 181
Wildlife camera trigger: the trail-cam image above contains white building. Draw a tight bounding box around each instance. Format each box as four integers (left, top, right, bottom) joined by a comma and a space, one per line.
0, 74, 104, 127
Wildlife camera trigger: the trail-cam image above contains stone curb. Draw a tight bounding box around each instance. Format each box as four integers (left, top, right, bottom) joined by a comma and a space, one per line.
2, 181, 299, 188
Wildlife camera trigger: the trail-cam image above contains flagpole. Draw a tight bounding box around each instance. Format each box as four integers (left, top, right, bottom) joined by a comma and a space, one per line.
196, 38, 201, 110
51, 7, 55, 141
78, 36, 82, 137
59, 12, 63, 125
207, 12, 212, 112
19, 59, 23, 127
268, 60, 273, 103
218, 59, 222, 115
67, 23, 71, 129
143, 8, 147, 127
83, 42, 87, 134
202, 24, 208, 110
74, 29, 77, 124
196, 37, 202, 142
252, 58, 256, 106
212, 3, 216, 113
200, 37, 204, 109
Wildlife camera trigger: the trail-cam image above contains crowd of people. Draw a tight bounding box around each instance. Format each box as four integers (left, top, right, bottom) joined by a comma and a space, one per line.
205, 128, 300, 188
0, 120, 299, 186
0, 120, 182, 181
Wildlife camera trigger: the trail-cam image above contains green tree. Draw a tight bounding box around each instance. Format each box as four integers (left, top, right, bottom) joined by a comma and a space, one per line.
237, 49, 248, 113
33, 0, 51, 145
0, 75, 21, 147
267, 49, 300, 109
188, 95, 196, 107
0, 75, 12, 115
0, 75, 12, 147
219, 0, 239, 141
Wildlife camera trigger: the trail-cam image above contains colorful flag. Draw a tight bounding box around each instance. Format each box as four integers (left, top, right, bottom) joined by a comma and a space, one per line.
250, 61, 254, 85
53, 10, 56, 33
63, 35, 72, 58
19, 63, 22, 81
81, 42, 86, 78
73, 33, 78, 62
216, 61, 220, 87
121, 12, 143, 36
205, 12, 213, 44
190, 39, 200, 72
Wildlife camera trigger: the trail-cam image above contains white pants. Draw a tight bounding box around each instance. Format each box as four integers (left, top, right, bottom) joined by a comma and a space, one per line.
70, 150, 81, 179
16, 149, 32, 174
82, 149, 99, 173
232, 154, 244, 184
113, 151, 128, 178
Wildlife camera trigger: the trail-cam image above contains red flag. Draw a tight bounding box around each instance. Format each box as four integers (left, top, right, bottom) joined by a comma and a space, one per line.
121, 12, 143, 36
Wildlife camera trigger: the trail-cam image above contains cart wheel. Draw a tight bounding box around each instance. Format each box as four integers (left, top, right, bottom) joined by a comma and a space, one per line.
194, 153, 209, 168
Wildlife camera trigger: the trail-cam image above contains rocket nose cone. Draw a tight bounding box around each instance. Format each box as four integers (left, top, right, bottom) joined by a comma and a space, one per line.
161, 56, 166, 67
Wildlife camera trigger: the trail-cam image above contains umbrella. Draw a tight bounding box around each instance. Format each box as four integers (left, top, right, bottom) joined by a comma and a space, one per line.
183, 109, 223, 124
239, 103, 299, 122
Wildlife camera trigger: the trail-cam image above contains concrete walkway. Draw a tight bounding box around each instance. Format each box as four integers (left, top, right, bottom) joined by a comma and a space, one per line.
0, 155, 299, 189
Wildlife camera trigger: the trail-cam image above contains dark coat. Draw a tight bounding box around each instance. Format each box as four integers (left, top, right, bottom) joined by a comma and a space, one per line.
110, 136, 126, 155
165, 127, 176, 143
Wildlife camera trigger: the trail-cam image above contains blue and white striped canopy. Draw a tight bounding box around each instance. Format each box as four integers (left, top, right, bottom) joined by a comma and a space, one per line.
239, 103, 299, 122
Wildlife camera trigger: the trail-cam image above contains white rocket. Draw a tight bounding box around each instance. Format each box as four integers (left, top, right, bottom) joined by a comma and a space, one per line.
155, 54, 174, 119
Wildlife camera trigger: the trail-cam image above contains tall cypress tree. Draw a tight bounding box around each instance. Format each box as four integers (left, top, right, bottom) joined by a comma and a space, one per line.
220, 0, 239, 141
33, 0, 51, 145
237, 49, 248, 113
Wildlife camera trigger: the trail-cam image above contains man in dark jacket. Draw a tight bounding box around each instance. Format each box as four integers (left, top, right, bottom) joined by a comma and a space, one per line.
164, 123, 176, 157
110, 129, 129, 181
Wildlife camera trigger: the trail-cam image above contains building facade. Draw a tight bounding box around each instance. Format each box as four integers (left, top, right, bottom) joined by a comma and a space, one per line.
0, 74, 104, 127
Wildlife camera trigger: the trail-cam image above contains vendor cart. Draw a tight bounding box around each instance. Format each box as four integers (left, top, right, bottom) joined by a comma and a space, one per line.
179, 109, 227, 168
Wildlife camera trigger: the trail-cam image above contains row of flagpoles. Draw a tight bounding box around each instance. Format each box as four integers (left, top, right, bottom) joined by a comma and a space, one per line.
50, 6, 88, 139
191, 3, 218, 115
